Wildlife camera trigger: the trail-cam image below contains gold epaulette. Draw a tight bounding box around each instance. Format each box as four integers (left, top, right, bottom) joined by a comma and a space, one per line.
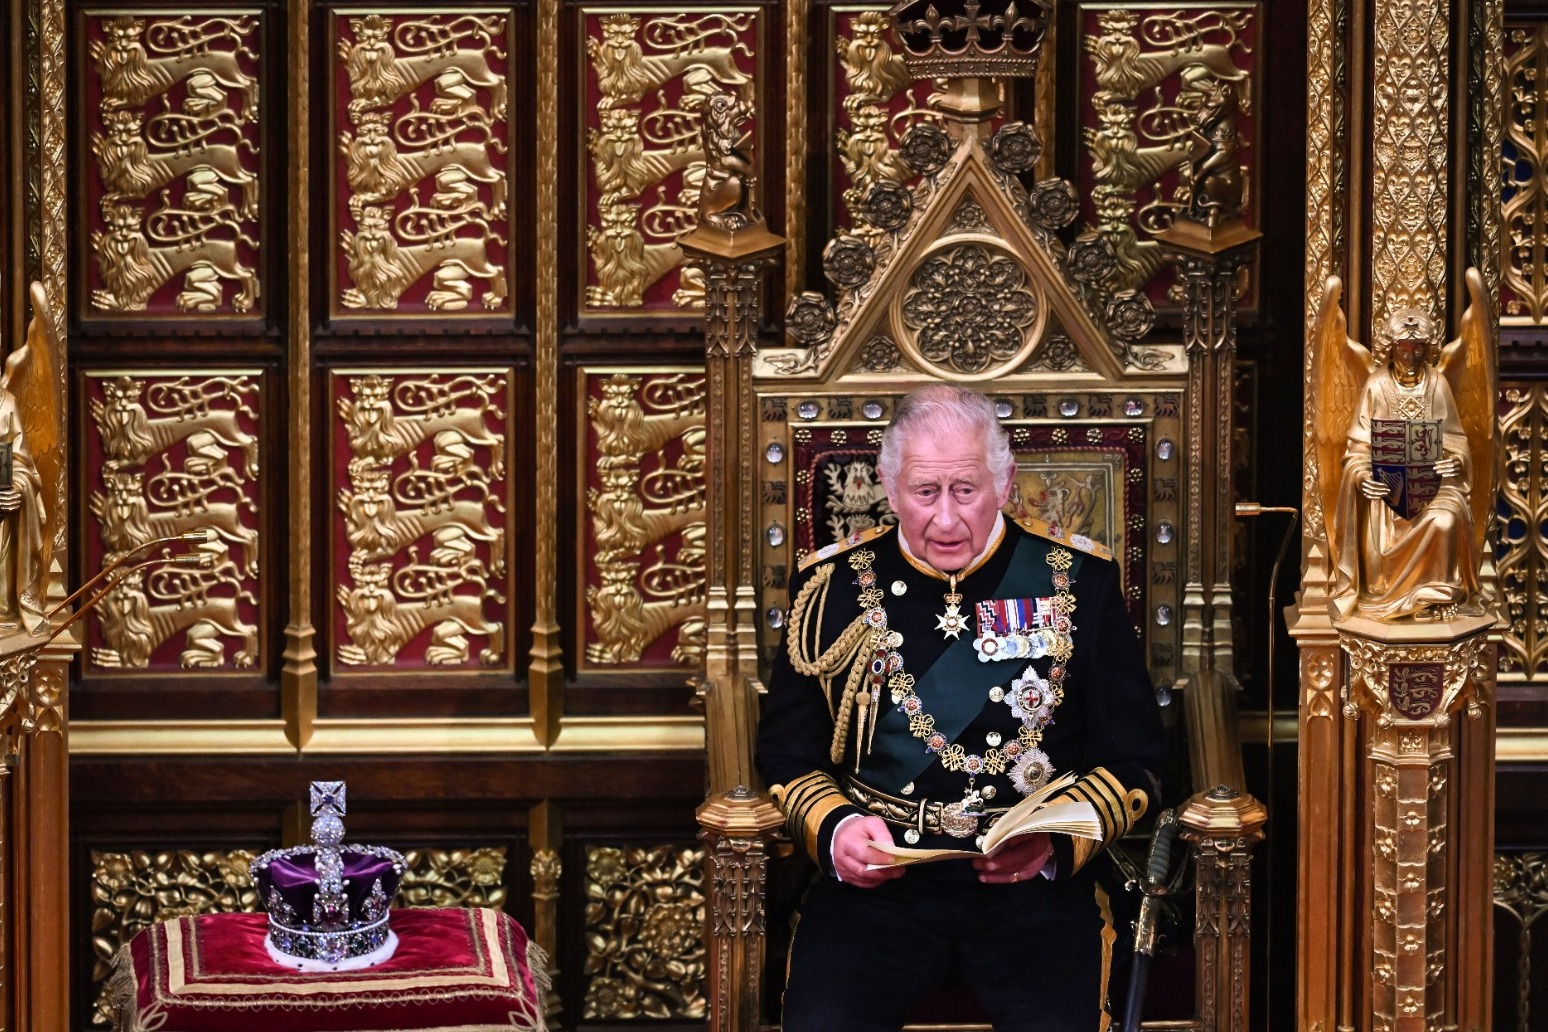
1014, 516, 1113, 561
797, 524, 894, 572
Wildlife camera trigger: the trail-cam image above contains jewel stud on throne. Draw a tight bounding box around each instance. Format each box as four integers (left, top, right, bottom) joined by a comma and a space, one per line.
249, 781, 407, 971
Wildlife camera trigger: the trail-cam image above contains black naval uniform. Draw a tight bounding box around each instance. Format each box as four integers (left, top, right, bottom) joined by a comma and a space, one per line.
755, 517, 1165, 1032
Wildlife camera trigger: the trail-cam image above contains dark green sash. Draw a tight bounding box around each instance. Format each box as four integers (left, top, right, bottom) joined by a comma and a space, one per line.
856, 532, 1084, 790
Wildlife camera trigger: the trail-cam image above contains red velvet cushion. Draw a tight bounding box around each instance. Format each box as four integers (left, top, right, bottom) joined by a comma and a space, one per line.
113, 908, 547, 1032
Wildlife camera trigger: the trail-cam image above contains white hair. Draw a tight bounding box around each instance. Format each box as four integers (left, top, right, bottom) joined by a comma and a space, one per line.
876, 385, 1015, 495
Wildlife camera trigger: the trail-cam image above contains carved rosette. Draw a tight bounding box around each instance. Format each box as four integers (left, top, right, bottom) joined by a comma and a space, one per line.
1078, 4, 1257, 307
583, 844, 707, 1020
333, 11, 511, 315
83, 11, 263, 316
892, 242, 1046, 379
1495, 384, 1548, 679
581, 370, 707, 670
582, 8, 759, 314
331, 370, 511, 671
83, 371, 262, 673
1503, 26, 1548, 324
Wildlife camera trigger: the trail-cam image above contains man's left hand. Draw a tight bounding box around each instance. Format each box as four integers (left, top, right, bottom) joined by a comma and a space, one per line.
973, 831, 1053, 885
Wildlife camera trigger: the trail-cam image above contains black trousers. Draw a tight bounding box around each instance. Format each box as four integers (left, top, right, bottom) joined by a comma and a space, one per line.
781, 870, 1113, 1032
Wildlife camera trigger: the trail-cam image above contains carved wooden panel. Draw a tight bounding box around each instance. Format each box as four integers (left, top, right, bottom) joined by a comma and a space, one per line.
81, 10, 263, 318
1075, 2, 1259, 308
331, 10, 512, 316
581, 7, 760, 315
330, 369, 512, 672
582, 844, 706, 1020
1494, 851, 1548, 1032
1503, 22, 1548, 326
578, 368, 707, 672
82, 370, 263, 673
827, 6, 1011, 244
1496, 383, 1548, 682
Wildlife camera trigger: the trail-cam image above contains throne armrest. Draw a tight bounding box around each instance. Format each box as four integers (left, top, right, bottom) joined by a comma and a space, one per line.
698, 787, 785, 1032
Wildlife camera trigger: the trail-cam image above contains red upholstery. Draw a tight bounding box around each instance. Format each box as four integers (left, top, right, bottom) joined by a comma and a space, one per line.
111, 908, 547, 1032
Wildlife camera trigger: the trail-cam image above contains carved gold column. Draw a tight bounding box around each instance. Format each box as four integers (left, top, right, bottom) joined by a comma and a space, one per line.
529, 801, 564, 1024
1179, 786, 1267, 1032
1337, 617, 1494, 1032
1154, 169, 1260, 795
282, 0, 316, 748
529, 0, 564, 744
1298, 0, 1501, 1025
679, 100, 785, 1032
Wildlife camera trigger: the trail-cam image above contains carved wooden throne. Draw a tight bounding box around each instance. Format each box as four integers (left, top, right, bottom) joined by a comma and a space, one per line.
682, 3, 1265, 1028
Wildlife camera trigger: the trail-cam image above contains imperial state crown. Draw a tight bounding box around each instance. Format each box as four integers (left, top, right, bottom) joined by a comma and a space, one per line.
249, 781, 406, 970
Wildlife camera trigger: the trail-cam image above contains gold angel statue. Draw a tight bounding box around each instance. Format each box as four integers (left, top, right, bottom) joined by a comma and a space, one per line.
1312, 269, 1497, 621
0, 281, 62, 634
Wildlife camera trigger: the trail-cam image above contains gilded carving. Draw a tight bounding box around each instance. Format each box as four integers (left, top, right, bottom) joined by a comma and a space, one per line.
583, 844, 706, 1020
583, 372, 707, 668
1311, 273, 1496, 622
833, 9, 944, 242
396, 847, 508, 909
336, 12, 510, 313
1342, 635, 1489, 727
1367, 722, 1451, 1032
896, 244, 1044, 378
84, 373, 261, 671
1369, 0, 1449, 324
1494, 852, 1548, 1032
1082, 6, 1253, 298
583, 10, 758, 312
88, 849, 258, 1026
1503, 27, 1548, 324
334, 371, 509, 669
1495, 384, 1548, 679
85, 13, 262, 315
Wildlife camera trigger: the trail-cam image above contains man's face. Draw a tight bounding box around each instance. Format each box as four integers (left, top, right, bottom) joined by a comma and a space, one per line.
884, 432, 1011, 572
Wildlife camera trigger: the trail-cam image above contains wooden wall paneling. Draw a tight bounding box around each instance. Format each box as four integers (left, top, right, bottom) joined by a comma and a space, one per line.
75, 7, 266, 324
1068, 1, 1262, 317
574, 3, 768, 325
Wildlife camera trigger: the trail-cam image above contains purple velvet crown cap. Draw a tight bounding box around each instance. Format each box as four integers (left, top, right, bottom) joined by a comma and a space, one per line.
248, 781, 406, 966
251, 849, 403, 923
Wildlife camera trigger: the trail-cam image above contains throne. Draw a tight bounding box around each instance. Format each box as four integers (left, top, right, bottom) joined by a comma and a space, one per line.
680, 2, 1265, 1027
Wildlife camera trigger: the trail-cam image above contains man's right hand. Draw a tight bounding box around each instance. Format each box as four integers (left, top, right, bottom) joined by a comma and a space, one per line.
832, 815, 906, 887
1360, 475, 1390, 500
0, 488, 20, 513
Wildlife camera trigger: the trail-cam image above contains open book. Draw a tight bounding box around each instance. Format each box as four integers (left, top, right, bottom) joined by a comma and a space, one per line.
867, 772, 1101, 867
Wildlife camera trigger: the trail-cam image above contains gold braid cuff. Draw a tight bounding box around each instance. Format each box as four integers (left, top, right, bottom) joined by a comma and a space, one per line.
786, 561, 876, 765
1055, 766, 1149, 874
770, 772, 851, 862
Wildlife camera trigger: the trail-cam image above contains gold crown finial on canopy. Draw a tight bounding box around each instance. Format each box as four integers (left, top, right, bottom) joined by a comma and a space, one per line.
885, 0, 1050, 79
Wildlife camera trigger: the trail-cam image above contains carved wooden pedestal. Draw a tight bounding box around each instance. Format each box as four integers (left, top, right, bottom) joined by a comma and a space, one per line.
697, 787, 785, 1032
